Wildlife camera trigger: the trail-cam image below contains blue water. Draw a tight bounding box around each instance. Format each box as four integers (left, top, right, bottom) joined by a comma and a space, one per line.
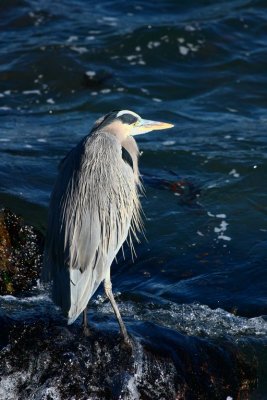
0, 0, 267, 398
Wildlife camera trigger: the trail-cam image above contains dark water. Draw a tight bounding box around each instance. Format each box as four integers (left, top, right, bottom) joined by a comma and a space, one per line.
0, 0, 267, 398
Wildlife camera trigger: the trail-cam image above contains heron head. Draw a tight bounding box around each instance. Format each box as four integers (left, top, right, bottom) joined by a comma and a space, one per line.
92, 110, 174, 142
117, 110, 174, 136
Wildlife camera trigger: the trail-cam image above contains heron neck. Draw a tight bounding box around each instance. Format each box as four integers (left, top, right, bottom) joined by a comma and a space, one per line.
122, 137, 140, 182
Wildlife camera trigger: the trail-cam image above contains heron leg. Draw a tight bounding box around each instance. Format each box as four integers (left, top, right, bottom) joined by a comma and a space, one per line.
104, 278, 131, 345
82, 307, 91, 336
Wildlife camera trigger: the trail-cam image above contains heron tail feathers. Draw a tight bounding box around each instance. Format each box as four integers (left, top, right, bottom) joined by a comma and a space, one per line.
67, 266, 103, 324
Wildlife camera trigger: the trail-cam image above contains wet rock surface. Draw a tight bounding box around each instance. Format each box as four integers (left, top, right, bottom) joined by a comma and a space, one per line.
0, 208, 44, 296
0, 208, 262, 399
0, 317, 257, 400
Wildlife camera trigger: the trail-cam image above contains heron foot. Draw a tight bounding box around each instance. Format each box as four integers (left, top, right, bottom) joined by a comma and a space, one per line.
82, 308, 92, 337
121, 334, 133, 352
83, 326, 92, 337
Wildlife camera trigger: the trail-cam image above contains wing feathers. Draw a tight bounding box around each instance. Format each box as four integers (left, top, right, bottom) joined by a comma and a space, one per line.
43, 132, 142, 323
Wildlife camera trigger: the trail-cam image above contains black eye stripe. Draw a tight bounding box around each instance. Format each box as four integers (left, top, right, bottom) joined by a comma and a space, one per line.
118, 114, 138, 125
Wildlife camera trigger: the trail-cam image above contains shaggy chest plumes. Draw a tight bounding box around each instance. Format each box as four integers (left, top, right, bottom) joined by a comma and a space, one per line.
56, 132, 142, 272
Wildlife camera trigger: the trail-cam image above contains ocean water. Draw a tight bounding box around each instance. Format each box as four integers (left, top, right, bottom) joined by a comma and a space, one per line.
0, 0, 267, 398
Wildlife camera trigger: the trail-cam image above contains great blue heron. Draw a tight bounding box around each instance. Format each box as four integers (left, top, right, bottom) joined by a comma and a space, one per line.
43, 109, 173, 345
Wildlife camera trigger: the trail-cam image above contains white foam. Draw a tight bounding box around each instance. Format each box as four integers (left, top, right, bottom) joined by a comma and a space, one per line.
70, 46, 88, 54
163, 140, 175, 146
66, 35, 78, 43
216, 214, 226, 219
85, 70, 96, 78
100, 88, 111, 94
140, 88, 149, 94
207, 211, 215, 217
23, 90, 41, 95
214, 220, 231, 241
179, 45, 189, 56
34, 386, 61, 400
161, 35, 169, 43
229, 169, 240, 178
147, 41, 160, 49
0, 106, 11, 111
0, 294, 16, 301
0, 293, 51, 303
187, 43, 199, 52
126, 55, 138, 61
0, 372, 61, 400
96, 300, 267, 339
88, 29, 101, 34
221, 221, 228, 231
98, 17, 117, 26
218, 234, 231, 241
185, 24, 197, 31
102, 16, 118, 22
124, 341, 143, 399
125, 54, 145, 65
0, 372, 30, 400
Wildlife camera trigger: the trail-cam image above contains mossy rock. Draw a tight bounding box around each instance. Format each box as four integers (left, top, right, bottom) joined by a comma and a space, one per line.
0, 208, 44, 295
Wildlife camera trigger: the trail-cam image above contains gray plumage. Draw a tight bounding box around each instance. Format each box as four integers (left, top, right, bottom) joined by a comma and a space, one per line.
43, 110, 173, 343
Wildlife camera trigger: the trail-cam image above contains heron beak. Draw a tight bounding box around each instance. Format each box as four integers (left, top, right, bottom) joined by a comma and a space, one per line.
131, 119, 174, 135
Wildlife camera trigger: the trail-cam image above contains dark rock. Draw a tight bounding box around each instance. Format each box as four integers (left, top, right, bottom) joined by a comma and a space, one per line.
0, 319, 257, 400
161, 178, 201, 204
0, 208, 44, 296
143, 174, 201, 207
